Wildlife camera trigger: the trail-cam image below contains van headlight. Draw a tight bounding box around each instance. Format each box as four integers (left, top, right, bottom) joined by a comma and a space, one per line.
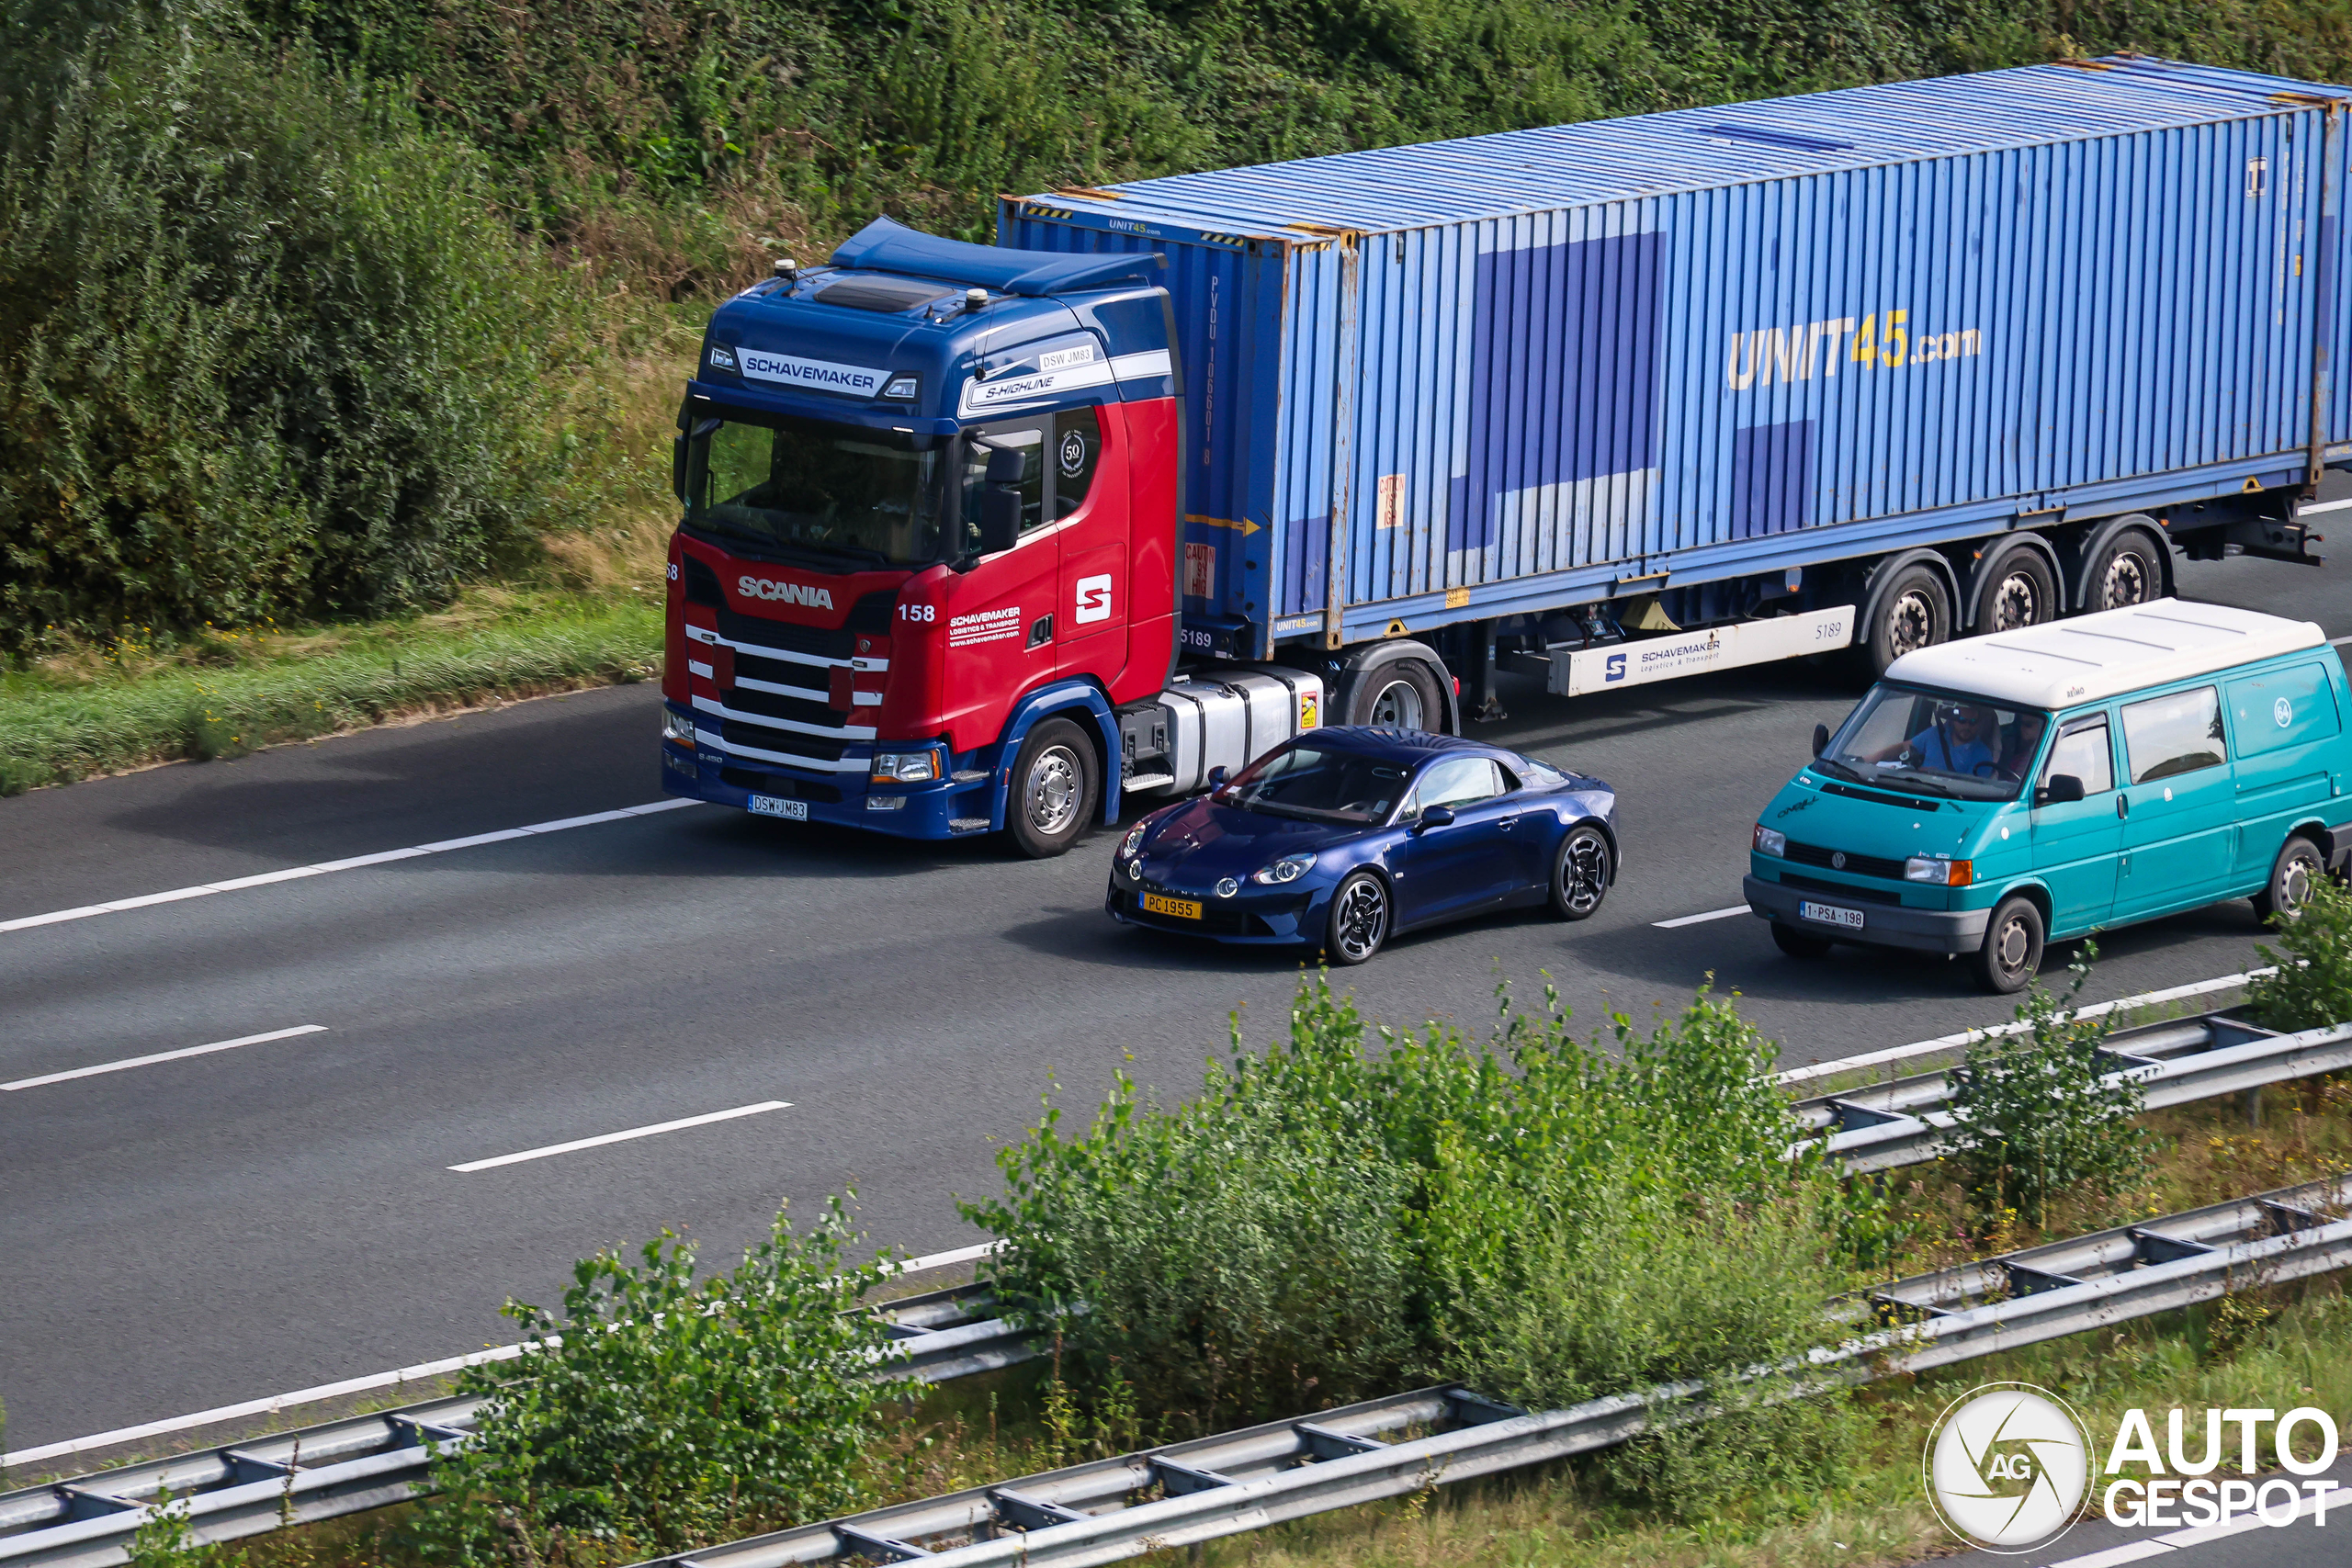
664, 708, 696, 745
1250, 852, 1317, 885
1753, 825, 1786, 857
1905, 855, 1973, 886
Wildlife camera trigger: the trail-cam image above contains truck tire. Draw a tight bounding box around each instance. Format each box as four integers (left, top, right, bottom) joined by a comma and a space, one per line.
2081, 525, 2165, 613
1865, 564, 1951, 678
1007, 717, 1098, 859
1349, 660, 1443, 731
1324, 872, 1391, 964
2252, 834, 2325, 926
1973, 894, 2044, 994
1972, 547, 2057, 637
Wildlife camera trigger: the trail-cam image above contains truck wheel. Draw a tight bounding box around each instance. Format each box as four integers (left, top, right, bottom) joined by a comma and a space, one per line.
1324, 872, 1390, 964
1973, 895, 2044, 994
2252, 835, 2325, 925
1865, 564, 1950, 677
1550, 826, 1612, 919
2082, 525, 2165, 613
1973, 547, 2057, 637
1771, 921, 1834, 959
1007, 717, 1098, 859
1350, 661, 1442, 731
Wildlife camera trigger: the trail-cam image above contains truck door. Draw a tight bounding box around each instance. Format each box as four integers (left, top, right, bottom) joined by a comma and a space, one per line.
940, 421, 1057, 749
2030, 713, 2122, 935
2114, 685, 2236, 919
1052, 406, 1128, 683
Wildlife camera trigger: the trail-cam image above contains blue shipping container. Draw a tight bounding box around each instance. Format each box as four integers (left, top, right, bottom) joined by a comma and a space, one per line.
1000, 56, 2352, 657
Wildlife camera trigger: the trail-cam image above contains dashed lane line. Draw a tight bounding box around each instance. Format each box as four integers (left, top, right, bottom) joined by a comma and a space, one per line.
2, 1025, 327, 1092
447, 1100, 791, 1172
1655, 904, 1750, 929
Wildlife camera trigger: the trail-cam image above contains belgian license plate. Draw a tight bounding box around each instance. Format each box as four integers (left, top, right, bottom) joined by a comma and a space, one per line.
1142, 892, 1203, 920
1799, 899, 1865, 931
748, 794, 808, 821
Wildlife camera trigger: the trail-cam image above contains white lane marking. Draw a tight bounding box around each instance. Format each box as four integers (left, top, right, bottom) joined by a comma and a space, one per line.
2299, 496, 2352, 515
2035, 1479, 2344, 1567
1655, 904, 1750, 929
0, 799, 701, 935
447, 1100, 791, 1172
0, 1237, 1004, 1469
2, 1025, 328, 1092
1774, 968, 2275, 1085
2332, 633, 2351, 647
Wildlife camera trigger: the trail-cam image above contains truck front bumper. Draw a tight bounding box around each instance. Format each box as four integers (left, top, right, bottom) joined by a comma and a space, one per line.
662, 740, 995, 840
1742, 874, 1990, 955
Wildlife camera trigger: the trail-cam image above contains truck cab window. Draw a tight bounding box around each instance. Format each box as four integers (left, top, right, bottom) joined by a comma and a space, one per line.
960, 423, 1046, 554
1055, 408, 1102, 517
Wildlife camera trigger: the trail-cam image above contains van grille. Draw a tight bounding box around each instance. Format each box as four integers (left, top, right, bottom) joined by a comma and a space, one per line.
1784, 841, 1906, 881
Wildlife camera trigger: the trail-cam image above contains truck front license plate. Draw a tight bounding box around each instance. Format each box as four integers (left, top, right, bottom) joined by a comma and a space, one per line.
748, 794, 808, 821
1798, 900, 1865, 931
1142, 893, 1202, 920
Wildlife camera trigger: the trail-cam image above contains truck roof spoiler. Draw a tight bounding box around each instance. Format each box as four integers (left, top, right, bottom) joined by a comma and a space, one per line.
829, 215, 1162, 298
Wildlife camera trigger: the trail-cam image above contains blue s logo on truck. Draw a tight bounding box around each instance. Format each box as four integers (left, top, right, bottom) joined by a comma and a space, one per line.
1605, 653, 1626, 682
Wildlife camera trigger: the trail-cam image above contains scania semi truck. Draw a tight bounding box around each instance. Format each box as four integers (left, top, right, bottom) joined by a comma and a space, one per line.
662, 54, 2334, 856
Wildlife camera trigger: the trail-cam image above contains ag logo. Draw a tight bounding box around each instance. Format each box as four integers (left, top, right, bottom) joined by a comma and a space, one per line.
2276, 695, 2294, 728
1925, 1382, 2090, 1553
1059, 428, 1089, 478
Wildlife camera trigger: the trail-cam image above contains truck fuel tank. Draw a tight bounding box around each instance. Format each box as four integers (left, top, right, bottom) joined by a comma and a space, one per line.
1123, 668, 1324, 795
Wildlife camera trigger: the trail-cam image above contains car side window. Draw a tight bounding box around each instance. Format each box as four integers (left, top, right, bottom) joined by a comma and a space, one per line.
2041, 717, 2114, 795
1400, 756, 1503, 820
2120, 686, 2227, 784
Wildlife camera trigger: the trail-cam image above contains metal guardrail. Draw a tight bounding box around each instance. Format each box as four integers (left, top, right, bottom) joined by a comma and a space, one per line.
1798, 1013, 2352, 1176
626, 1175, 2352, 1568
0, 1283, 1031, 1568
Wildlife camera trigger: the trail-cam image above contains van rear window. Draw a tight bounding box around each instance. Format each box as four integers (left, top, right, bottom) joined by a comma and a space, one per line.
2120, 686, 2227, 784
2226, 663, 2341, 758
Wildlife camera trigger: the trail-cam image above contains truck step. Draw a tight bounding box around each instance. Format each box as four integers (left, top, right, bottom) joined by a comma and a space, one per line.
951, 770, 989, 784
1121, 772, 1176, 792
948, 818, 991, 833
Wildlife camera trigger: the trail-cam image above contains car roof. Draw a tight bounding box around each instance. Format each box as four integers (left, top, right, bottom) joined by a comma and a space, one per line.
1884, 599, 2327, 709
1305, 726, 1515, 763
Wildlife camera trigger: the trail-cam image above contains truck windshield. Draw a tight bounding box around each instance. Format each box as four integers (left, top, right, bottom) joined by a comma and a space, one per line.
1819, 682, 2052, 801
684, 412, 946, 570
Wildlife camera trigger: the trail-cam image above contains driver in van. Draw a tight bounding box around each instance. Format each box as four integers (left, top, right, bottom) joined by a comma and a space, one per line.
1869, 703, 1999, 775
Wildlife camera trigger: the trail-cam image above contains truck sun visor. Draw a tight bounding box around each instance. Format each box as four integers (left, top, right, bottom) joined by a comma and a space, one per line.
829, 216, 1162, 297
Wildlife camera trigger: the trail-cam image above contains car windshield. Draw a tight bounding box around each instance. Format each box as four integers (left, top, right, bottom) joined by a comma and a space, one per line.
684, 412, 947, 569
1819, 682, 2052, 801
1216, 742, 1413, 823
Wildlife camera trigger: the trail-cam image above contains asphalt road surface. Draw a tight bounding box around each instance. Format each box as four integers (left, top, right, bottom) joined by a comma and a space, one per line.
2, 552, 2345, 1454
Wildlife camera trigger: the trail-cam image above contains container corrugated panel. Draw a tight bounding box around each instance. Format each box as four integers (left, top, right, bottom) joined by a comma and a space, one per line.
1002, 57, 2352, 651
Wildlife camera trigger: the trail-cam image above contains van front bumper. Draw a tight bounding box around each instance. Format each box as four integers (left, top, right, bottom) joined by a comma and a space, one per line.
1743, 874, 1990, 954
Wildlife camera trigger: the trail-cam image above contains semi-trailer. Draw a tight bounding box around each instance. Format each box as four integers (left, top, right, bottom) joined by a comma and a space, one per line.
662, 54, 2335, 855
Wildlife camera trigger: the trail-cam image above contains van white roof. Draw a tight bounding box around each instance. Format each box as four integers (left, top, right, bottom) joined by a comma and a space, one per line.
1883, 599, 2327, 710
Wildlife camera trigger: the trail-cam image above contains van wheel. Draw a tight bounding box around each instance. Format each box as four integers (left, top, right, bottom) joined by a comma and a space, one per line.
1771, 922, 1834, 959
1865, 564, 1950, 677
1007, 717, 1098, 859
2083, 525, 2165, 612
1973, 548, 2057, 637
1973, 895, 2044, 994
2253, 835, 2325, 926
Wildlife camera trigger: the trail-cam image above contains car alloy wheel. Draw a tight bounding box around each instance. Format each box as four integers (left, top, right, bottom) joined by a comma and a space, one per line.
1327, 873, 1389, 964
1552, 826, 1611, 920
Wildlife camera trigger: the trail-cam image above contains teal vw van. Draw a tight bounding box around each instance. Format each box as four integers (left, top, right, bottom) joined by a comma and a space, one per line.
1744, 601, 2352, 992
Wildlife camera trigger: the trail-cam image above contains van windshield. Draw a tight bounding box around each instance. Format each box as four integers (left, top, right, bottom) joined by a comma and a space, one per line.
1816, 682, 2052, 802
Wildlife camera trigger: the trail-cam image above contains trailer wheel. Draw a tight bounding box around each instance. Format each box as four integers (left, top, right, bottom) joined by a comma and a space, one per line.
1972, 547, 2057, 637
1007, 717, 1098, 860
1865, 564, 1950, 677
1350, 660, 1442, 732
2082, 525, 2165, 613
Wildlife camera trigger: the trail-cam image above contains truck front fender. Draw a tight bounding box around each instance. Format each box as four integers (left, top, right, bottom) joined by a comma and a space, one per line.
989, 680, 1123, 831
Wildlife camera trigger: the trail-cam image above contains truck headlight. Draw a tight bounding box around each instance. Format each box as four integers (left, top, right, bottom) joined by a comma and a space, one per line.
872, 747, 943, 784
1753, 825, 1786, 857
1250, 852, 1316, 885
1905, 856, 1973, 886
664, 708, 696, 745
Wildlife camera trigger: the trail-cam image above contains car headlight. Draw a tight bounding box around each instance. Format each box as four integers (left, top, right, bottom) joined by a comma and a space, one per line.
1118, 820, 1149, 860
871, 747, 943, 784
1753, 825, 1786, 857
664, 708, 696, 745
1905, 856, 1973, 886
1250, 852, 1317, 885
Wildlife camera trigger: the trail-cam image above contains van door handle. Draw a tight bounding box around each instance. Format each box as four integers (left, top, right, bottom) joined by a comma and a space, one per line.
2116, 794, 2130, 819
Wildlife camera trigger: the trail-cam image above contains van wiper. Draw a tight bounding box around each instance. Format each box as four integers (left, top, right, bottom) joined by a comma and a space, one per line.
1811, 757, 1864, 784
1874, 771, 1958, 798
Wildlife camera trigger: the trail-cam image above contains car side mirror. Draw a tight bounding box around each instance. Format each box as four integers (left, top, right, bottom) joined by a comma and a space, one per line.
978, 489, 1022, 555
2037, 773, 2085, 806
1416, 805, 1456, 832
1812, 722, 1829, 760
1205, 765, 1228, 790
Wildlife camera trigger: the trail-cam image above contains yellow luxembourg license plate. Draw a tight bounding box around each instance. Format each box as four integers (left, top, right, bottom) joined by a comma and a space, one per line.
1142, 892, 1203, 920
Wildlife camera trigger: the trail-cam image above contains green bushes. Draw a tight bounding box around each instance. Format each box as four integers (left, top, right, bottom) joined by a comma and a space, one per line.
412, 1199, 907, 1567
0, 3, 583, 648
965, 976, 1864, 1485
2248, 875, 2352, 1033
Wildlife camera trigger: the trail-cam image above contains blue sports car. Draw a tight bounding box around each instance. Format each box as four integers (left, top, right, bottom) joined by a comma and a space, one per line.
1104, 727, 1620, 964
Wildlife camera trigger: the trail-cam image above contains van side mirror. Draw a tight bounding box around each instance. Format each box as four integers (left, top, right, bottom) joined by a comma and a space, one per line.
2037, 773, 2085, 806
1812, 722, 1829, 760
978, 489, 1022, 554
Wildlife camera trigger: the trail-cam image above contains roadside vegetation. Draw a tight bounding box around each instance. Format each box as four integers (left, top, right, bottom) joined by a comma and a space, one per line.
12, 0, 2352, 783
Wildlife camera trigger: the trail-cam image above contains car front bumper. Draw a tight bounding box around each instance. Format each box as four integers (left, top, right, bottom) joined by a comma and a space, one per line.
1103, 875, 1322, 946
1742, 874, 1990, 954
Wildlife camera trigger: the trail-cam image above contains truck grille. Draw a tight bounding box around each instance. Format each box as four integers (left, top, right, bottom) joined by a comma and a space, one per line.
735, 649, 829, 696
716, 715, 852, 764
725, 684, 847, 729
1784, 841, 1907, 881
718, 605, 855, 660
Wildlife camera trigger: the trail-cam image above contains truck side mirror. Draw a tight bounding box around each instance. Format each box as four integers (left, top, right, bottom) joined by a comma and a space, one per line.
985, 446, 1026, 485
978, 489, 1022, 555
2037, 773, 2085, 806
672, 433, 688, 504
1206, 765, 1229, 789
1812, 722, 1829, 759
